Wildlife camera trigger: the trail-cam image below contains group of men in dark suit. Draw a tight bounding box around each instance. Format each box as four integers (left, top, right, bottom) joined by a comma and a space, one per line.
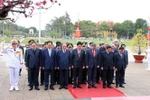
24, 39, 128, 91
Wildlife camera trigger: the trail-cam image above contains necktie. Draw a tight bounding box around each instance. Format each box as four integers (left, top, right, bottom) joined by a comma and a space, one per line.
92, 50, 95, 57
64, 50, 66, 53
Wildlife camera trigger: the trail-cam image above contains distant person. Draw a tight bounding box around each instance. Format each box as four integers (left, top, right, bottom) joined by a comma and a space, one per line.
1, 40, 23, 91
56, 43, 71, 89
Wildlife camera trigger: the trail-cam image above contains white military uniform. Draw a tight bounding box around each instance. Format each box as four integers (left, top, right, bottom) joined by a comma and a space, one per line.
2, 45, 23, 88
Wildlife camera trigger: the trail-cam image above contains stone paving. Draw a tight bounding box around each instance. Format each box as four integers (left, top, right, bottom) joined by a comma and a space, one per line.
0, 47, 150, 100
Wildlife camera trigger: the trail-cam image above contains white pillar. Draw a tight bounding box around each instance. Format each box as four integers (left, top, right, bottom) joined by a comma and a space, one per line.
38, 8, 41, 43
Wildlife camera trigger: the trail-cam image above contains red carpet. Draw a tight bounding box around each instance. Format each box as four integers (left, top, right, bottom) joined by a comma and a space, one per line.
68, 84, 126, 98
92, 96, 150, 100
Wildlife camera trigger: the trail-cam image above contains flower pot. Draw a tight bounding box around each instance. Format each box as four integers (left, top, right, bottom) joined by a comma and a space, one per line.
133, 55, 145, 63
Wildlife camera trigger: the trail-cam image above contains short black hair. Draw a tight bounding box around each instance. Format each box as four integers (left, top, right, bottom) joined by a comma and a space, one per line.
119, 47, 124, 50
56, 41, 61, 45
47, 41, 53, 45
89, 42, 93, 45
31, 41, 37, 45
106, 45, 111, 49
56, 44, 61, 47
77, 41, 82, 46
67, 43, 73, 47
121, 44, 126, 47
28, 39, 35, 43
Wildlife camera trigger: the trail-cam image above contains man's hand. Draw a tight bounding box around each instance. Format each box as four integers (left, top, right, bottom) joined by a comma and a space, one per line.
72, 66, 74, 68
69, 67, 71, 70
20, 63, 23, 65
86, 66, 88, 69
115, 68, 117, 71
113, 67, 115, 70
97, 66, 99, 68
26, 67, 28, 70
83, 66, 85, 69
101, 67, 103, 70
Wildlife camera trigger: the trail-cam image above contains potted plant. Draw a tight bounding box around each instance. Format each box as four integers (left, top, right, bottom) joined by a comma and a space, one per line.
130, 29, 147, 63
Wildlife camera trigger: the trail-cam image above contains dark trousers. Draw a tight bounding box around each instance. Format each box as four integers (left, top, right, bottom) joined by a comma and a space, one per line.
96, 68, 100, 83
40, 69, 44, 84
29, 68, 39, 87
54, 69, 59, 84
123, 69, 126, 83
82, 68, 87, 83
116, 67, 124, 86
28, 70, 31, 84
111, 70, 114, 83
73, 67, 83, 86
69, 68, 73, 84
44, 69, 55, 88
87, 65, 97, 86
102, 67, 112, 86
59, 69, 68, 87
19, 69, 22, 75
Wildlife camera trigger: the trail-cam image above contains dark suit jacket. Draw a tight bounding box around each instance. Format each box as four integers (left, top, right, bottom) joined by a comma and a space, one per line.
86, 49, 99, 68
42, 48, 56, 70
115, 53, 127, 69
71, 48, 85, 68
19, 46, 24, 55
101, 50, 115, 70
56, 49, 71, 70
26, 48, 42, 68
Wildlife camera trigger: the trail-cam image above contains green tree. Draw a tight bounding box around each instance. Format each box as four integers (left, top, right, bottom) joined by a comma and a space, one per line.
98, 23, 110, 31
77, 20, 96, 37
135, 18, 147, 34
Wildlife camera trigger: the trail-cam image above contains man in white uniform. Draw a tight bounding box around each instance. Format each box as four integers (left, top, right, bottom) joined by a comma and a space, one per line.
2, 40, 23, 91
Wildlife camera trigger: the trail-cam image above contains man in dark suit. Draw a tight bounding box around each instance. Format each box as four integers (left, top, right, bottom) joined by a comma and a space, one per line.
42, 41, 56, 90
121, 44, 128, 84
25, 39, 35, 86
115, 47, 127, 88
86, 43, 99, 88
56, 43, 71, 89
72, 42, 85, 88
26, 42, 42, 91
101, 45, 115, 89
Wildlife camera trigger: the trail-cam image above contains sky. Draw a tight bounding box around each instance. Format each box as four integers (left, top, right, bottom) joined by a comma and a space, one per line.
15, 0, 150, 30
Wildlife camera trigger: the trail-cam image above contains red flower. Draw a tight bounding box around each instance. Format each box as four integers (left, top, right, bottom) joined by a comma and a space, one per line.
24, 14, 28, 18
35, 2, 41, 6
43, 0, 47, 5
50, 0, 53, 2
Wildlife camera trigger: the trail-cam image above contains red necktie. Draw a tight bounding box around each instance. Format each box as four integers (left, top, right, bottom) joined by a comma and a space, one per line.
92, 50, 95, 57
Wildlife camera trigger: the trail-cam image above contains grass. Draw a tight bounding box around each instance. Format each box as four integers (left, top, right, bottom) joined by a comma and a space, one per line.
1, 37, 131, 46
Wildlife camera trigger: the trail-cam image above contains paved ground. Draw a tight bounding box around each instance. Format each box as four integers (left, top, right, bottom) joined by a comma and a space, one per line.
0, 47, 150, 100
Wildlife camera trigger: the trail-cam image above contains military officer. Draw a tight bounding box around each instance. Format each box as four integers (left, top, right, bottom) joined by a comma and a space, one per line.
1, 40, 23, 91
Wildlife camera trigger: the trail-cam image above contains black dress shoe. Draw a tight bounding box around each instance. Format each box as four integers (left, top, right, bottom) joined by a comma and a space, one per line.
88, 85, 91, 88
35, 87, 40, 90
111, 82, 115, 84
92, 85, 97, 88
50, 86, 54, 90
29, 87, 33, 91
72, 85, 76, 89
64, 86, 68, 89
77, 85, 82, 88
107, 85, 112, 88
59, 86, 63, 89
103, 85, 106, 89
123, 82, 126, 84
119, 85, 125, 88
44, 87, 48, 90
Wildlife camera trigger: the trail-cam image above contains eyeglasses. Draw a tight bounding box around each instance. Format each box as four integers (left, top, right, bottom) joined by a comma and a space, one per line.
82, 46, 85, 47
68, 47, 72, 48
12, 43, 17, 45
